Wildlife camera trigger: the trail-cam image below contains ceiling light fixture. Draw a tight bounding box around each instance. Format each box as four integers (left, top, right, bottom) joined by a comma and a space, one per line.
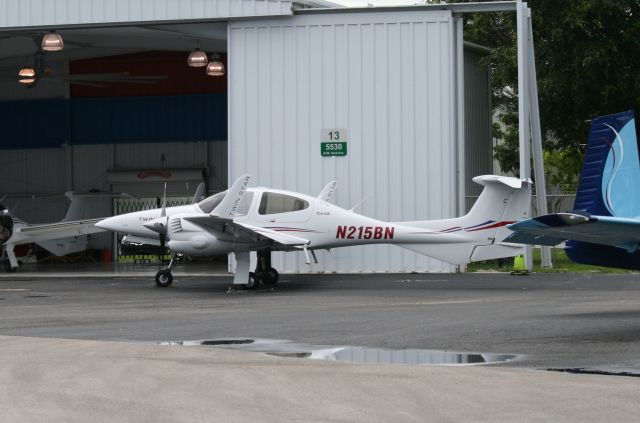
18, 66, 36, 85
41, 31, 64, 52
188, 48, 208, 67
206, 54, 225, 76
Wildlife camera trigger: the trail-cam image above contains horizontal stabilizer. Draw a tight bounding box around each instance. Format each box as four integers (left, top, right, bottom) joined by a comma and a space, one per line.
19, 218, 105, 242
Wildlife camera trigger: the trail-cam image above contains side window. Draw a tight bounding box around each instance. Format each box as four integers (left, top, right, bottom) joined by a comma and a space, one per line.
236, 192, 254, 216
197, 191, 227, 214
258, 192, 309, 215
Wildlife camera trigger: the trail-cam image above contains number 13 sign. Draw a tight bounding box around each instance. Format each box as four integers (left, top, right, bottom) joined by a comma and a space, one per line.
321, 128, 348, 157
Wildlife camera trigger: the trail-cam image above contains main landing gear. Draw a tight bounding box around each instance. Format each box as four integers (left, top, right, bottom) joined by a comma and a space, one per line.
1, 244, 18, 273
234, 249, 279, 290
153, 250, 280, 290
155, 253, 178, 287
252, 249, 279, 288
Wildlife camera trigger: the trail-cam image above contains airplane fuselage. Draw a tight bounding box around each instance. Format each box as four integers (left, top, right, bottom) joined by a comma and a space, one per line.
98, 187, 470, 257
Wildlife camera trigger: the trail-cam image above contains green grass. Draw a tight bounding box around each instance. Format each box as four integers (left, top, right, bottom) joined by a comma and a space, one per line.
467, 248, 634, 273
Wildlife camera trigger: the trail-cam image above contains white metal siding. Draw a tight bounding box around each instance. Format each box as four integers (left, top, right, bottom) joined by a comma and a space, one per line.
229, 10, 459, 273
0, 0, 292, 28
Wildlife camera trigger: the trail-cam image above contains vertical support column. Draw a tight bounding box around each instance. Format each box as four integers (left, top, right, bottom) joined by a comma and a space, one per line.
454, 15, 466, 272
517, 0, 533, 270
527, 7, 552, 268
455, 16, 466, 218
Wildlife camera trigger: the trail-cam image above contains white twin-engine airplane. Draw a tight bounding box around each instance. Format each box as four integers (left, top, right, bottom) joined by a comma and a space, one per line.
96, 174, 531, 289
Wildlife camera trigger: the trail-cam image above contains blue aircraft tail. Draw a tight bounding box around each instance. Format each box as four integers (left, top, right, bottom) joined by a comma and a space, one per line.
566, 110, 640, 269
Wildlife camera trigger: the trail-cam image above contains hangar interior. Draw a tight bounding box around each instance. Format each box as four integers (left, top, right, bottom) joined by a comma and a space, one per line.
0, 0, 500, 272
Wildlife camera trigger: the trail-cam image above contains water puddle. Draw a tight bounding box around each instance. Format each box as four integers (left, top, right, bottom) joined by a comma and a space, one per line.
160, 338, 517, 366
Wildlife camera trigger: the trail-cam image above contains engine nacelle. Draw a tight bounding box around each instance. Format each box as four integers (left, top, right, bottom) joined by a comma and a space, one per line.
167, 234, 227, 256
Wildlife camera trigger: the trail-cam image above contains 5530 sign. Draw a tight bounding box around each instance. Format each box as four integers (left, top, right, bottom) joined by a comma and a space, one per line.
321, 128, 347, 157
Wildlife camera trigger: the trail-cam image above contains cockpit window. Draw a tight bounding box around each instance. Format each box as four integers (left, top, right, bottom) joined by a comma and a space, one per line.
197, 191, 227, 214
258, 192, 309, 215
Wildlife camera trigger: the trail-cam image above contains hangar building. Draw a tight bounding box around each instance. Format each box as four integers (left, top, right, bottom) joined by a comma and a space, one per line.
0, 0, 501, 273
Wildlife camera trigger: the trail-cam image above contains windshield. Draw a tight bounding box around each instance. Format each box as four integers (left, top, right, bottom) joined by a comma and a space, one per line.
197, 191, 227, 213
258, 192, 309, 215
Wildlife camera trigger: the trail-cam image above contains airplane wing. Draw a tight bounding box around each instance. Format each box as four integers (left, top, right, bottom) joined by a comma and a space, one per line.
234, 222, 310, 246
182, 215, 309, 248
16, 217, 106, 242
505, 213, 640, 250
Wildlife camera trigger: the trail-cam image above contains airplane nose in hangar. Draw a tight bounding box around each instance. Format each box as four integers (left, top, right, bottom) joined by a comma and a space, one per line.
96, 216, 127, 232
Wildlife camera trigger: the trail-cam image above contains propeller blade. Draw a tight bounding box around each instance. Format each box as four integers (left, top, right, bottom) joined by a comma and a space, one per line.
161, 183, 167, 218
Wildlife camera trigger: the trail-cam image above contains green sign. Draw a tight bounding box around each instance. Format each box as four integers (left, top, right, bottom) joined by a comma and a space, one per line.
321, 128, 348, 157
321, 142, 347, 156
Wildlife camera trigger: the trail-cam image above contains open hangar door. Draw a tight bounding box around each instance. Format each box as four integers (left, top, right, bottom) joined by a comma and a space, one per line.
0, 19, 235, 264
228, 8, 493, 273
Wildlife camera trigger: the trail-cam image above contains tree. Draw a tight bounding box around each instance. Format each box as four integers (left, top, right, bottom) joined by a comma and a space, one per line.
457, 0, 640, 186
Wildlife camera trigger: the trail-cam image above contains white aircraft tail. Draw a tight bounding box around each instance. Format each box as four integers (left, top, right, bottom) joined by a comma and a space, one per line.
397, 175, 531, 265
62, 191, 133, 222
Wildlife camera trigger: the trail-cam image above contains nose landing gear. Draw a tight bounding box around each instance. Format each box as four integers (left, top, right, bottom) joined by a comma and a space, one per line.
155, 254, 178, 287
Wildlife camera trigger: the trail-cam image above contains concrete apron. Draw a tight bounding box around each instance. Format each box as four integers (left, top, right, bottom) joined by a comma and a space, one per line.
0, 335, 637, 423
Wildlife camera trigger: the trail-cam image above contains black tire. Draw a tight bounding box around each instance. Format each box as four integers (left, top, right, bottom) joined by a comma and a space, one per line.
260, 268, 279, 286
155, 270, 173, 287
243, 272, 260, 290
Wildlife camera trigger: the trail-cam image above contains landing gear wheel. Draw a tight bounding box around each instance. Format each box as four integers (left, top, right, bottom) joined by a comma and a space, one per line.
243, 272, 260, 290
155, 269, 173, 287
260, 268, 279, 286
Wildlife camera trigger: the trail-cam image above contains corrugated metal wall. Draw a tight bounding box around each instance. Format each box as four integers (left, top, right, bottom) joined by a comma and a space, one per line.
0, 140, 227, 221
0, 0, 292, 28
229, 10, 459, 273
464, 46, 493, 212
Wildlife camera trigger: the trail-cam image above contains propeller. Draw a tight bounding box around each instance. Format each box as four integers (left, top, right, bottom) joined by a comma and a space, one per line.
145, 184, 169, 263
157, 183, 169, 263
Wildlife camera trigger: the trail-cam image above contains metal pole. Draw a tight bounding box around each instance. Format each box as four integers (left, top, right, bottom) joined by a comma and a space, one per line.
527, 8, 552, 268
455, 16, 466, 272
517, 0, 533, 270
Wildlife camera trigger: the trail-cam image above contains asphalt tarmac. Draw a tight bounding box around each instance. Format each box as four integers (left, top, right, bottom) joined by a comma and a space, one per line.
1, 271, 639, 421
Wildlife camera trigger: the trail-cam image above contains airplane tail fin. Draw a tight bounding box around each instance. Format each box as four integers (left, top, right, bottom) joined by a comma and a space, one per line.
566, 110, 640, 268
62, 191, 134, 222
573, 110, 639, 217
397, 175, 531, 264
